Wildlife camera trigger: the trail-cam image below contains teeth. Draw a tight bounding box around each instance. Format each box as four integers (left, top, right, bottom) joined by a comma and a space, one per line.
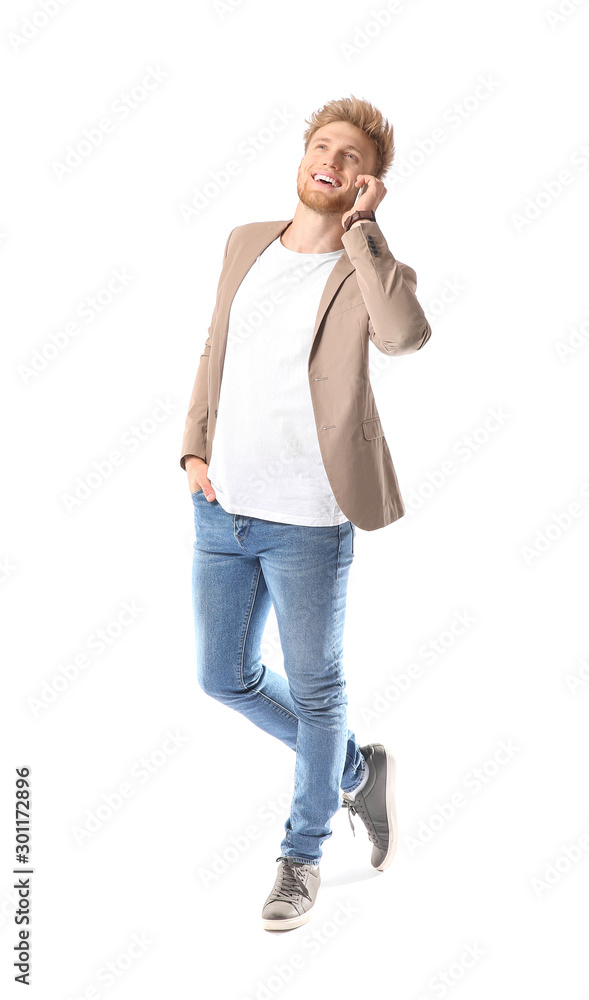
314, 173, 339, 187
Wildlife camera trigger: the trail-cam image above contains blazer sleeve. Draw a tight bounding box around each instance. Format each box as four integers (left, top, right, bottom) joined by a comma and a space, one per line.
341, 218, 432, 356
179, 228, 234, 470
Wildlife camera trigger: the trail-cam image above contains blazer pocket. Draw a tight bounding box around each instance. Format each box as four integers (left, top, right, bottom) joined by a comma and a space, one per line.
362, 416, 384, 440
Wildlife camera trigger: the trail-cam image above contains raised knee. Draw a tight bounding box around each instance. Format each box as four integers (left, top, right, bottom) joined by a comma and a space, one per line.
197, 667, 227, 700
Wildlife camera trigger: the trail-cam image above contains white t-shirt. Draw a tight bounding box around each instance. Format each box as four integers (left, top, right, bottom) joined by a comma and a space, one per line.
207, 235, 348, 525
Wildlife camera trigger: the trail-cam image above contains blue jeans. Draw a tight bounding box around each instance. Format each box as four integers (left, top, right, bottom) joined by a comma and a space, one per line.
190, 488, 367, 865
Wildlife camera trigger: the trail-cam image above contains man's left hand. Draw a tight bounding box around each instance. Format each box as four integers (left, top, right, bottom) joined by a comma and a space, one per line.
341, 174, 387, 229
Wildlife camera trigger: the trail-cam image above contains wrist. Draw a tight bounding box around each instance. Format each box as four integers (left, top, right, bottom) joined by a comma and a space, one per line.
342, 209, 376, 233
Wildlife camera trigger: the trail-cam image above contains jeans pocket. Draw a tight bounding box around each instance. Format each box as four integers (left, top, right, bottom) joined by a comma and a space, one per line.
351, 522, 355, 554
191, 487, 203, 497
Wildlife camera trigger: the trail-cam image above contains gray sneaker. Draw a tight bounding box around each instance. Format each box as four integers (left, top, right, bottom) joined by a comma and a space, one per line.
341, 743, 398, 871
261, 856, 321, 931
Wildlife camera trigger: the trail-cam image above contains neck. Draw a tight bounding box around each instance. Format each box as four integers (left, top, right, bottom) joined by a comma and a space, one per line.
280, 202, 346, 253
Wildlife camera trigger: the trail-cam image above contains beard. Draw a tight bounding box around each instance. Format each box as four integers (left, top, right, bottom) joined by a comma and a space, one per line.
296, 168, 357, 219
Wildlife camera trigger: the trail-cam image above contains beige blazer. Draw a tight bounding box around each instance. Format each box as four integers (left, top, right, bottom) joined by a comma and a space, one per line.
179, 217, 431, 531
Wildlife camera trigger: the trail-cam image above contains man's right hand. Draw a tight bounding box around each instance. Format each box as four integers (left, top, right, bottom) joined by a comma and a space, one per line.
185, 456, 216, 501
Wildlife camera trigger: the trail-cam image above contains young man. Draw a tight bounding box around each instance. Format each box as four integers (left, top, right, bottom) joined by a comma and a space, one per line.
180, 96, 432, 931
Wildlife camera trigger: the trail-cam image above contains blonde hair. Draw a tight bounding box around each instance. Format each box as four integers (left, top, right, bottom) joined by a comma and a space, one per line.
302, 95, 394, 179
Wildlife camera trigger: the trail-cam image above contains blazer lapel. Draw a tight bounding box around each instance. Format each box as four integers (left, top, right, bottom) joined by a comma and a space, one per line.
216, 219, 356, 383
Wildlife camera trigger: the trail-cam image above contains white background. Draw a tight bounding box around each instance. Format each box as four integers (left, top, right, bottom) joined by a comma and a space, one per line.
2, 0, 589, 996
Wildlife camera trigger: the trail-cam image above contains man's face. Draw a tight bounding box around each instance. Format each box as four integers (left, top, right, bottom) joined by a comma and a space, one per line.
296, 121, 378, 219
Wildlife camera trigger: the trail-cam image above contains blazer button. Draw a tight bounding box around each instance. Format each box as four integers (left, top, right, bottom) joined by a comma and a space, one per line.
214, 409, 218, 417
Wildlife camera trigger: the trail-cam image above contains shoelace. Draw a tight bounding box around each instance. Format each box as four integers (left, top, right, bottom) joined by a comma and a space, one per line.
272, 857, 312, 902
341, 795, 380, 846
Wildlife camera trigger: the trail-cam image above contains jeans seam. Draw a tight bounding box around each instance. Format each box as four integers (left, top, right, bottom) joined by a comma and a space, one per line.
237, 567, 300, 724
333, 525, 344, 695
258, 690, 299, 724
285, 695, 302, 854
238, 563, 264, 692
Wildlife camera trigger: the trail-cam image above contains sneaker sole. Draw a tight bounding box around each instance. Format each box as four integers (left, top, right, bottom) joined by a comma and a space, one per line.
262, 910, 313, 931
375, 750, 398, 872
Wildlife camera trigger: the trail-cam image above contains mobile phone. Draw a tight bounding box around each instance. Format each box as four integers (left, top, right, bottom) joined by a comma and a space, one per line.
355, 182, 369, 203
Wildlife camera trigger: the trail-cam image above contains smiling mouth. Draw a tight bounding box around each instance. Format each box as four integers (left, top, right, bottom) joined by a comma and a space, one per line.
312, 173, 342, 189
